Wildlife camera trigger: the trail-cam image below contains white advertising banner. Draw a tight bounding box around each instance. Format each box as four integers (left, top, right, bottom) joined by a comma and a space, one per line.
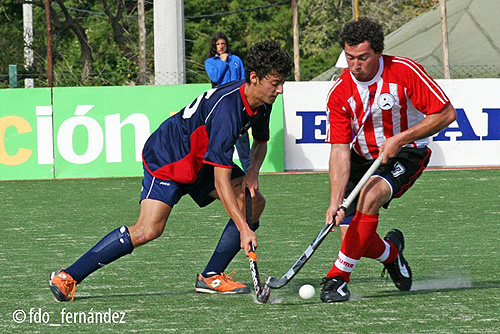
283, 79, 500, 170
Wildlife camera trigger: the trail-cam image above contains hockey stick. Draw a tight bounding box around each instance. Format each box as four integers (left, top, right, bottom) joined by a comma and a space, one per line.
245, 188, 271, 303
266, 154, 383, 289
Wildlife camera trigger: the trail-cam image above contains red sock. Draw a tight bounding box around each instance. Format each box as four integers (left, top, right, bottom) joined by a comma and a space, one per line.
327, 211, 379, 282
363, 232, 385, 257
382, 240, 398, 264
363, 235, 398, 262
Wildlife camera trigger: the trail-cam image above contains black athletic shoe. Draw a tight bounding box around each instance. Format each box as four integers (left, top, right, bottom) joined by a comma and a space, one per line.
320, 276, 350, 302
382, 229, 412, 291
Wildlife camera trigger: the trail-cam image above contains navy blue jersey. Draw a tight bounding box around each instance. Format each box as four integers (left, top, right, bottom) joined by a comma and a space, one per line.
142, 80, 272, 184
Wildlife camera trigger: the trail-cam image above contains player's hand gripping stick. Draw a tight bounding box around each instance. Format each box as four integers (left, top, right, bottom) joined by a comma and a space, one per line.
266, 154, 383, 289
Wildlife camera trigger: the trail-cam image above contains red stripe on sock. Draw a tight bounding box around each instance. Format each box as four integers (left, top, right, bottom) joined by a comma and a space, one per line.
327, 211, 379, 282
382, 240, 398, 264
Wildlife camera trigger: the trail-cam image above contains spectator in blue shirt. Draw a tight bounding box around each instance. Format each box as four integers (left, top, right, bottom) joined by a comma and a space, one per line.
205, 32, 250, 171
205, 32, 245, 87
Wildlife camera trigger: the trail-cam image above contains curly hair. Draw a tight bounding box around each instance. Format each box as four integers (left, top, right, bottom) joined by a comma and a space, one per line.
340, 17, 384, 54
244, 40, 293, 83
207, 32, 229, 58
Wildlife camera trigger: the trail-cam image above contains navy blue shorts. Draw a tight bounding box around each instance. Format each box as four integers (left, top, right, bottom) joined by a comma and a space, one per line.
140, 164, 245, 208
342, 147, 431, 220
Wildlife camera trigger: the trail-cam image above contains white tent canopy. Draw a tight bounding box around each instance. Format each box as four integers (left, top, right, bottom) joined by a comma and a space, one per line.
313, 0, 500, 80
384, 0, 500, 78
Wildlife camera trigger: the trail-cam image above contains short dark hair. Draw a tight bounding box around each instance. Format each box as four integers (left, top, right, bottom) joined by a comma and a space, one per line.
244, 40, 293, 83
208, 32, 229, 58
340, 17, 384, 54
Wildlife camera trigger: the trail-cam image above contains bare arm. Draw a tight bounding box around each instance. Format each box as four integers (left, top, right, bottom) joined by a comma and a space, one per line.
326, 144, 351, 226
381, 103, 457, 163
243, 141, 267, 198
214, 166, 256, 256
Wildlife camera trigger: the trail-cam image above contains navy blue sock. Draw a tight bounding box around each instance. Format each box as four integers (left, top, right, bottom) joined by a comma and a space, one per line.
202, 219, 259, 276
65, 226, 134, 283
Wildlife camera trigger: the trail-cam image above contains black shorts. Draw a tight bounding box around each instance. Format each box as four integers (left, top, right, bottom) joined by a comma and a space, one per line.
140, 164, 245, 208
342, 147, 431, 218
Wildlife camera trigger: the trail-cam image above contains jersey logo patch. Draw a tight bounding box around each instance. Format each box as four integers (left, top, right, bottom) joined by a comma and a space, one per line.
377, 93, 396, 110
391, 162, 406, 177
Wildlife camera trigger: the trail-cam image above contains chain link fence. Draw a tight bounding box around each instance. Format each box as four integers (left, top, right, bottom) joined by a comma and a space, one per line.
0, 70, 206, 88
2, 65, 500, 88
314, 64, 500, 82
424, 65, 500, 80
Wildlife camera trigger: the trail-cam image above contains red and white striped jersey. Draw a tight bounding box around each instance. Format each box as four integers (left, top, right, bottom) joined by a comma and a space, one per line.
326, 55, 449, 160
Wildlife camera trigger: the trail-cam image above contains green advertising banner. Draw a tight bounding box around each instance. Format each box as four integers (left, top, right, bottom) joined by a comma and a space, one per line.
51, 85, 211, 178
266, 94, 285, 173
0, 84, 284, 180
0, 88, 53, 180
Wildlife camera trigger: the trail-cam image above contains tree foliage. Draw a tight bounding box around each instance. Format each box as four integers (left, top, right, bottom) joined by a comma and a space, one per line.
0, 0, 438, 87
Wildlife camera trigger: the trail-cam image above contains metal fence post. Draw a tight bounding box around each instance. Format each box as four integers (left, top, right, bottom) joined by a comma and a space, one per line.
9, 65, 18, 88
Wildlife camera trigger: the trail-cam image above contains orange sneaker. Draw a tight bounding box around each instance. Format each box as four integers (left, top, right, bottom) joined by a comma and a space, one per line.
195, 270, 250, 294
49, 269, 77, 301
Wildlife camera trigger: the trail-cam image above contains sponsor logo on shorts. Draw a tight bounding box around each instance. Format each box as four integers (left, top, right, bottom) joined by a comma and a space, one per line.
159, 182, 170, 186
391, 162, 406, 177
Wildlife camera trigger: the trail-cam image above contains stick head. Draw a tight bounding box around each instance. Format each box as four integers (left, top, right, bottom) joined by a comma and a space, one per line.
256, 284, 271, 304
266, 276, 278, 288
266, 275, 287, 289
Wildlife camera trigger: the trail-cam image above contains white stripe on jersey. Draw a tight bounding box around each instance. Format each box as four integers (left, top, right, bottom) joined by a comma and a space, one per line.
328, 55, 446, 156
372, 80, 386, 151
326, 77, 343, 102
393, 57, 448, 104
390, 82, 402, 136
325, 78, 343, 142
353, 65, 433, 156
146, 177, 155, 199
205, 87, 240, 123
405, 98, 429, 147
355, 86, 371, 159
395, 56, 449, 99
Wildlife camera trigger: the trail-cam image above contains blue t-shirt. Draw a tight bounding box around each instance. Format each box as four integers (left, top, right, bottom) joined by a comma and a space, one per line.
142, 80, 272, 184
205, 52, 245, 86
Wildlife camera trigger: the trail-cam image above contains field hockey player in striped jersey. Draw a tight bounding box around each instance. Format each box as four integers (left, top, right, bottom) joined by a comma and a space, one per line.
321, 17, 457, 302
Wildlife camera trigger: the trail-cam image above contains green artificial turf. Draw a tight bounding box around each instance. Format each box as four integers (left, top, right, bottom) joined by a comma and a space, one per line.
1, 169, 499, 333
